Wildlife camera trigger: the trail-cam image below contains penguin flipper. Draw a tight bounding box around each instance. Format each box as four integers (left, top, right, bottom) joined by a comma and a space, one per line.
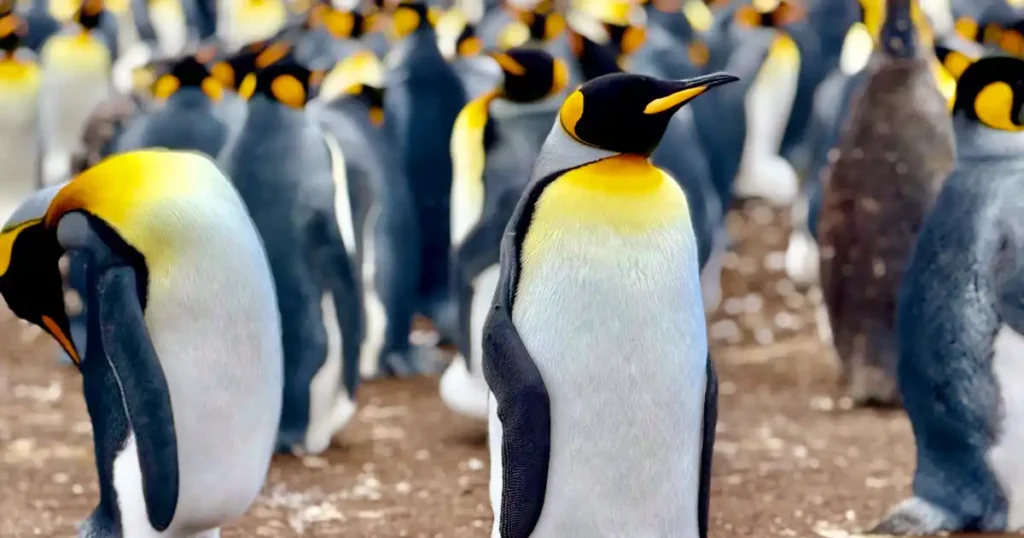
698, 354, 718, 538
93, 264, 179, 531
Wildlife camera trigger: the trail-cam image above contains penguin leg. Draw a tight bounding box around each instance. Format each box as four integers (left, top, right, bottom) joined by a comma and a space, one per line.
784, 189, 820, 286
699, 228, 727, 314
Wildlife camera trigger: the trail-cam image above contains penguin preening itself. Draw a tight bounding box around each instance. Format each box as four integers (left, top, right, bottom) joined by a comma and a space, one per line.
219, 54, 363, 455
484, 71, 736, 538
38, 0, 118, 187
113, 53, 229, 158
818, 0, 955, 407
0, 150, 282, 537
383, 0, 468, 354
872, 55, 1024, 535
440, 47, 569, 420
0, 12, 41, 222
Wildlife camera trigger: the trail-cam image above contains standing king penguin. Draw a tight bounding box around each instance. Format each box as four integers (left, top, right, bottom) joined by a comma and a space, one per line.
440, 47, 569, 420
383, 0, 468, 354
0, 150, 282, 537
219, 54, 363, 455
817, 0, 955, 407
0, 12, 41, 222
483, 70, 736, 538
873, 55, 1024, 535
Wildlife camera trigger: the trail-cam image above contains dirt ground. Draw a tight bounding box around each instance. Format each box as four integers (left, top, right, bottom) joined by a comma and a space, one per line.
0, 201, 977, 537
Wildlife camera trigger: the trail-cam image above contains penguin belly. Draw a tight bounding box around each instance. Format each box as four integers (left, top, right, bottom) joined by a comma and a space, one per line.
510, 188, 707, 536
987, 323, 1024, 529
0, 77, 41, 221
734, 33, 800, 205
117, 234, 282, 535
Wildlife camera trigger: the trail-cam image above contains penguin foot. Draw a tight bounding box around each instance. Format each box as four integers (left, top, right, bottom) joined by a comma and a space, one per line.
439, 356, 490, 420
872, 497, 961, 535
784, 229, 820, 286
303, 396, 357, 455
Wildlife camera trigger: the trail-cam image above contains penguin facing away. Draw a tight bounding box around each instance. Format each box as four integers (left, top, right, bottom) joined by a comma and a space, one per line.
440, 47, 570, 420
0, 12, 42, 222
0, 150, 282, 538
38, 0, 118, 187
873, 54, 1024, 535
435, 5, 502, 100
113, 53, 230, 158
818, 0, 955, 407
383, 0, 468, 351
484, 71, 736, 538
219, 55, 363, 454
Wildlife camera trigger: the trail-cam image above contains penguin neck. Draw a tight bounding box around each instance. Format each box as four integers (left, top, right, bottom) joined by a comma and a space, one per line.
165, 88, 217, 111
243, 96, 307, 130
953, 113, 1024, 161
880, 0, 919, 59
532, 123, 617, 183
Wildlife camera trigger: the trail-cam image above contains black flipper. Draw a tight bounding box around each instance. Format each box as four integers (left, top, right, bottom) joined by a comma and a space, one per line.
699, 355, 718, 538
481, 173, 558, 538
96, 265, 179, 531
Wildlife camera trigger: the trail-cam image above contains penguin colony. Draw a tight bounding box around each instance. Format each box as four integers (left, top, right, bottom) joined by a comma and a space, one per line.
2, 0, 1024, 535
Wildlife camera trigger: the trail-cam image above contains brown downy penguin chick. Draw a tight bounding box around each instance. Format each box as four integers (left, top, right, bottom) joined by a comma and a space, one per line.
817, 0, 955, 407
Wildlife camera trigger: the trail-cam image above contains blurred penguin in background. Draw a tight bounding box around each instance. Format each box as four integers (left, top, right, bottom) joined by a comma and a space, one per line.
0, 12, 41, 222
312, 49, 428, 378
130, 0, 190, 57
818, 0, 955, 407
220, 52, 362, 455
217, 0, 286, 50
113, 53, 230, 157
440, 47, 569, 420
38, 0, 118, 187
632, 0, 714, 80
874, 54, 1024, 536
435, 0, 501, 100
294, 0, 375, 69
496, 0, 569, 60
383, 0, 467, 355
14, 0, 62, 51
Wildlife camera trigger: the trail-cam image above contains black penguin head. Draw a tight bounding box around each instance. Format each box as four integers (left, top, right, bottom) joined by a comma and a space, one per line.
558, 71, 738, 155
238, 56, 325, 109
934, 35, 984, 81
348, 83, 386, 125
322, 6, 378, 39
434, 6, 481, 58
488, 47, 569, 103
952, 55, 1024, 131
0, 13, 25, 55
567, 26, 622, 81
75, 0, 105, 30
733, 0, 806, 30
516, 2, 566, 43
390, 0, 439, 40
209, 39, 293, 91
151, 54, 224, 102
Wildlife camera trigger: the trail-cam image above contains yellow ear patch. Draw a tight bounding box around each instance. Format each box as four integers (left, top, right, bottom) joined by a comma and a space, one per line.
427, 6, 441, 26
256, 41, 291, 68
544, 12, 566, 39
734, 5, 761, 27
643, 85, 706, 114
270, 73, 306, 108
942, 50, 973, 79
325, 9, 355, 38
975, 81, 1023, 131
688, 41, 710, 67
210, 62, 235, 88
369, 105, 384, 125
0, 14, 20, 37
239, 73, 257, 99
152, 74, 180, 99
201, 77, 224, 102
392, 6, 421, 38
620, 25, 646, 55
552, 58, 569, 94
954, 16, 978, 41
681, 0, 713, 32
490, 52, 526, 75
559, 89, 584, 139
131, 66, 156, 93
457, 35, 483, 56
999, 29, 1024, 57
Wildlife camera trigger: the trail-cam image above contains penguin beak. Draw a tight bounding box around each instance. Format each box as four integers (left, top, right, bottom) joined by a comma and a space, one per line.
642, 72, 739, 115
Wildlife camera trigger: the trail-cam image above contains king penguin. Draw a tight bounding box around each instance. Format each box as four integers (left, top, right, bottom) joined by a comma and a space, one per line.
873, 54, 1024, 535
0, 149, 282, 537
216, 0, 286, 50
484, 70, 736, 538
818, 0, 955, 407
219, 54, 363, 454
383, 0, 468, 351
38, 0, 118, 187
440, 47, 570, 420
0, 12, 42, 222
130, 0, 189, 57
113, 53, 229, 158
435, 1, 502, 100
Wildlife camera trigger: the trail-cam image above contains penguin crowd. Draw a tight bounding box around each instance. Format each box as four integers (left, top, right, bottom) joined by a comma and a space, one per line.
2, 0, 1024, 535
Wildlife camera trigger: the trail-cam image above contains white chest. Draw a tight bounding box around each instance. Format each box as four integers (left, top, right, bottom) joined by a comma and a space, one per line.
987, 324, 1024, 529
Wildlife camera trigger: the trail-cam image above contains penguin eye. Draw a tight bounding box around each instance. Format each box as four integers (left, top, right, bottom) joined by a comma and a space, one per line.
974, 81, 1024, 132
270, 74, 307, 109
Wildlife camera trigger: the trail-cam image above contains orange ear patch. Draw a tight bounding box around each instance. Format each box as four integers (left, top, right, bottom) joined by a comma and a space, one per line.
255, 41, 292, 68
270, 74, 306, 108
772, 0, 805, 26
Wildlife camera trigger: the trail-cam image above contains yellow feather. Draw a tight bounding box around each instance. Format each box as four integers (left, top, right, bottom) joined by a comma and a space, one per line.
450, 89, 498, 245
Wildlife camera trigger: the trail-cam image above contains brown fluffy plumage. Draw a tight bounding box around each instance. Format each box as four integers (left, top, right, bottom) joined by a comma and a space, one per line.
69, 95, 140, 174
817, 53, 955, 406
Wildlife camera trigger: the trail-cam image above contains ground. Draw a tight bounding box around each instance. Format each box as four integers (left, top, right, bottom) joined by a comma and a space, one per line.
0, 202, 983, 537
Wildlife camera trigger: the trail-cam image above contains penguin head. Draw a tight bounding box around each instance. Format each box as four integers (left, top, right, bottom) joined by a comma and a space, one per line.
74, 0, 106, 30
209, 39, 292, 92
557, 71, 738, 155
389, 0, 441, 40
318, 49, 387, 124
488, 47, 569, 103
151, 54, 225, 103
566, 23, 623, 80
952, 54, 1024, 131
952, 15, 1019, 52
499, 0, 565, 47
569, 0, 646, 62
0, 13, 26, 55
934, 35, 984, 80
321, 5, 379, 39
435, 7, 482, 59
733, 0, 806, 30
237, 55, 325, 109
